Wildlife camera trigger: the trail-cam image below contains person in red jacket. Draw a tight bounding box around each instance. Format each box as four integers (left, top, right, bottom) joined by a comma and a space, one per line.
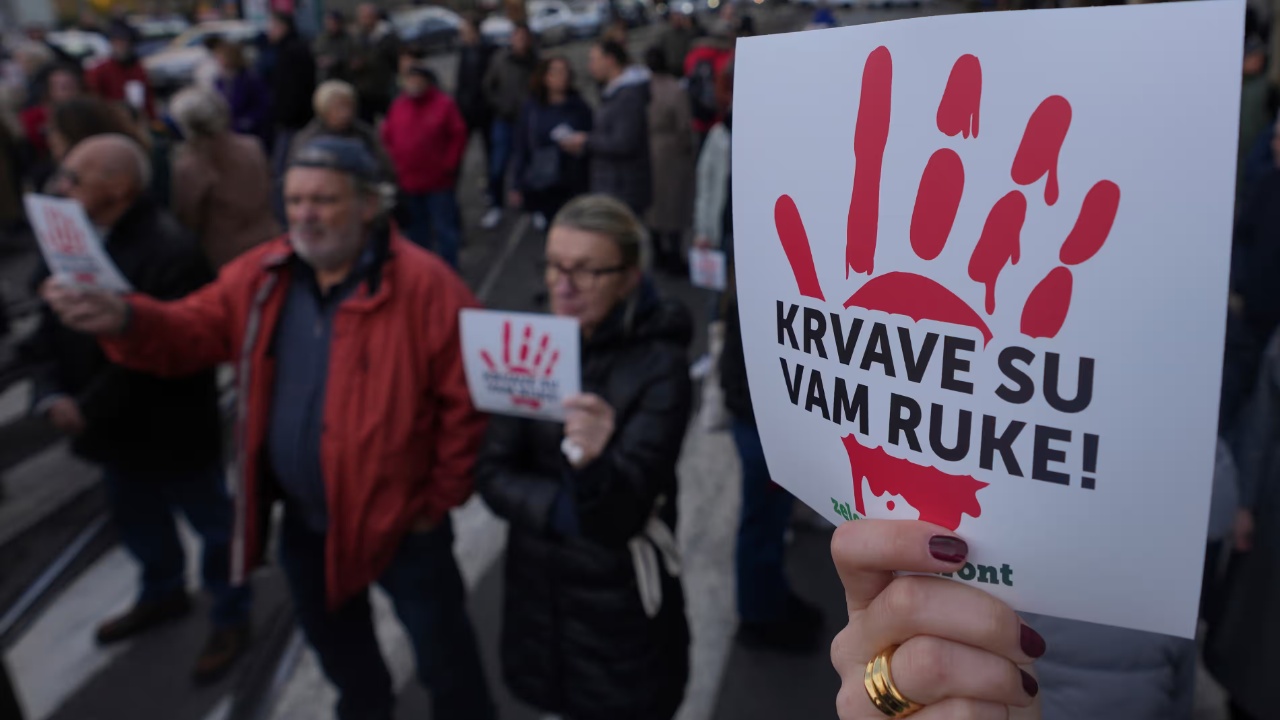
39, 137, 495, 720
85, 20, 156, 120
381, 62, 468, 268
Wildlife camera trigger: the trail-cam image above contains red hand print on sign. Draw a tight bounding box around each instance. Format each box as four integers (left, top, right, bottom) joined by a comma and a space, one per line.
480, 321, 561, 410
42, 206, 89, 256
774, 47, 1120, 530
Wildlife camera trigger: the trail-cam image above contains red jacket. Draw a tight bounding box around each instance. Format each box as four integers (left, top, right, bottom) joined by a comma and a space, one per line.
85, 58, 156, 119
381, 88, 468, 194
100, 233, 486, 608
684, 44, 733, 134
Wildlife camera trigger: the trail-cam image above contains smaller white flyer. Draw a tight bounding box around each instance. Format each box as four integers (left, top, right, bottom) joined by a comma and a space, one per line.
460, 309, 581, 422
689, 248, 727, 291
24, 194, 132, 292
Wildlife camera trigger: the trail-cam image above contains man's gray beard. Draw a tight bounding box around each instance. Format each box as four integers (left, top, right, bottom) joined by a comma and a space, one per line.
289, 230, 361, 272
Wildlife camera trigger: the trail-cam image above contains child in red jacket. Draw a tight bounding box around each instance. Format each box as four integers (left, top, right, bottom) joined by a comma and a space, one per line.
381, 63, 468, 268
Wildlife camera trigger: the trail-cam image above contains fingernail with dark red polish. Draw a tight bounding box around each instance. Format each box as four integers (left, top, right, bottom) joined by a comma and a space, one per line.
1020, 669, 1039, 697
1020, 624, 1047, 658
928, 535, 968, 563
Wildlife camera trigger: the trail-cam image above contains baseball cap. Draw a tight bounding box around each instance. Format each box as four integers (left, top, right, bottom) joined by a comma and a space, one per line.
290, 136, 380, 182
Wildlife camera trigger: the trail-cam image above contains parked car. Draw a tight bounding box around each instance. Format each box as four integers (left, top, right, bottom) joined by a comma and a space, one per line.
567, 0, 605, 38
392, 5, 463, 54
142, 20, 262, 95
481, 0, 574, 46
614, 0, 653, 26
46, 30, 110, 66
127, 15, 192, 57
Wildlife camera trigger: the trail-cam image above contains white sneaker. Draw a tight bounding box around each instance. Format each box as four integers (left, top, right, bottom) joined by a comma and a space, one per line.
532, 212, 548, 232
480, 207, 503, 230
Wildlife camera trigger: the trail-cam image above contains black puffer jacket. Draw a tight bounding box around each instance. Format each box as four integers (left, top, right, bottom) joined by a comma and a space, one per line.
22, 198, 221, 471
477, 289, 693, 720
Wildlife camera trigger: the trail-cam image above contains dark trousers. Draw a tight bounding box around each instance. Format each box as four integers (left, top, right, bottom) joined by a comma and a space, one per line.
487, 119, 515, 209
278, 513, 494, 720
1231, 701, 1260, 720
730, 417, 795, 623
102, 463, 251, 628
0, 659, 22, 720
401, 191, 462, 269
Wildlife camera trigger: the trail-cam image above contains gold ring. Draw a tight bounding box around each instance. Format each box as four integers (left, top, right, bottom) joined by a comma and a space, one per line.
864, 645, 924, 718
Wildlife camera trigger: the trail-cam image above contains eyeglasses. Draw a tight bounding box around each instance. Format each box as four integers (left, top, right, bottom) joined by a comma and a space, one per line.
542, 260, 627, 290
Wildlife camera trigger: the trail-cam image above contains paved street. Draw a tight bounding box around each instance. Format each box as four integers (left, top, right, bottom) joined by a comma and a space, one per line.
0, 3, 1237, 719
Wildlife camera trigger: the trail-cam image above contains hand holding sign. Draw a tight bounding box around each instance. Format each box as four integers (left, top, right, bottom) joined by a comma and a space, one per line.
563, 393, 616, 469
40, 278, 129, 336
830, 520, 1043, 720
736, 1, 1241, 637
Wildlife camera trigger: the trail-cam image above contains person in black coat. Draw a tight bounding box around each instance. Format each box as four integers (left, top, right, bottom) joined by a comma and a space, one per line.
477, 195, 692, 720
455, 15, 495, 175
510, 57, 594, 229
21, 135, 251, 684
559, 40, 652, 216
262, 12, 317, 171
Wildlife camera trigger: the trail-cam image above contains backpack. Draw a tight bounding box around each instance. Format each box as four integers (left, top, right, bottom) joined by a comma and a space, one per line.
687, 57, 720, 125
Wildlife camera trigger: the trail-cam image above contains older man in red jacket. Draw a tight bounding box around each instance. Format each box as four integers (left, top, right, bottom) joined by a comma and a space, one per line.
41, 137, 494, 720
381, 62, 468, 268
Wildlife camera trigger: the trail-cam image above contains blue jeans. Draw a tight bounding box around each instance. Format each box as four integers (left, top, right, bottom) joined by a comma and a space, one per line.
731, 417, 795, 624
487, 119, 514, 209
401, 191, 462, 269
278, 512, 494, 720
102, 463, 252, 628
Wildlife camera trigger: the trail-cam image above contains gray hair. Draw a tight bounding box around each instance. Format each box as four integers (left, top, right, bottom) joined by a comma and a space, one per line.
313, 80, 357, 115
169, 86, 229, 139
551, 194, 649, 271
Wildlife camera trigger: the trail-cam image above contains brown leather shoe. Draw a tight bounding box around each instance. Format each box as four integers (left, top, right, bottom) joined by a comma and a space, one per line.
95, 591, 191, 645
192, 624, 250, 685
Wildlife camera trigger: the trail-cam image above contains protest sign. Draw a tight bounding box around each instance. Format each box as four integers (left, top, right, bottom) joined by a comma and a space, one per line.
23, 194, 132, 293
732, 0, 1242, 637
460, 309, 581, 422
690, 248, 728, 291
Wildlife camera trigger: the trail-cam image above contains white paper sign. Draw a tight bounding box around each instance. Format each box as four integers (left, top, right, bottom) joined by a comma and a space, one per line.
689, 248, 727, 291
460, 309, 582, 422
124, 80, 146, 110
733, 1, 1242, 638
24, 194, 133, 293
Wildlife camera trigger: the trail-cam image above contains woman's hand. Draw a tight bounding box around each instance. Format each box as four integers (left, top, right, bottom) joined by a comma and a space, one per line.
562, 393, 616, 469
831, 520, 1043, 719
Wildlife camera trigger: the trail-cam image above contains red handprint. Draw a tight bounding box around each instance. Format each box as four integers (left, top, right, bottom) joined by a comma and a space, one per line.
42, 206, 89, 256
480, 321, 561, 410
774, 47, 1121, 530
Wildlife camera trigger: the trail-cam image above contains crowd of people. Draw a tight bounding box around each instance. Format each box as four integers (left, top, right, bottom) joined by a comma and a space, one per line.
0, 1, 1276, 720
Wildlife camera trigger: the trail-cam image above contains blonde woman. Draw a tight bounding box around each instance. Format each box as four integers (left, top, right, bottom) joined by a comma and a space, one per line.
477, 195, 692, 720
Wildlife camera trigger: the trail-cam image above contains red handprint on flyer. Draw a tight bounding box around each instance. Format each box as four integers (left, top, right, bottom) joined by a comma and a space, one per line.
460, 309, 581, 422
733, 2, 1242, 637
23, 194, 132, 292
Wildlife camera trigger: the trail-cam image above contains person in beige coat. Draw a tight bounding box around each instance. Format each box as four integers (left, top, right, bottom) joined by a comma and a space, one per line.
644, 46, 695, 275
169, 86, 280, 270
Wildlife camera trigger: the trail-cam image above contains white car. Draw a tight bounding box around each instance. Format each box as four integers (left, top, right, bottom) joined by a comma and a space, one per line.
482, 0, 574, 46
391, 5, 463, 53
46, 30, 110, 66
567, 0, 605, 39
142, 20, 262, 94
